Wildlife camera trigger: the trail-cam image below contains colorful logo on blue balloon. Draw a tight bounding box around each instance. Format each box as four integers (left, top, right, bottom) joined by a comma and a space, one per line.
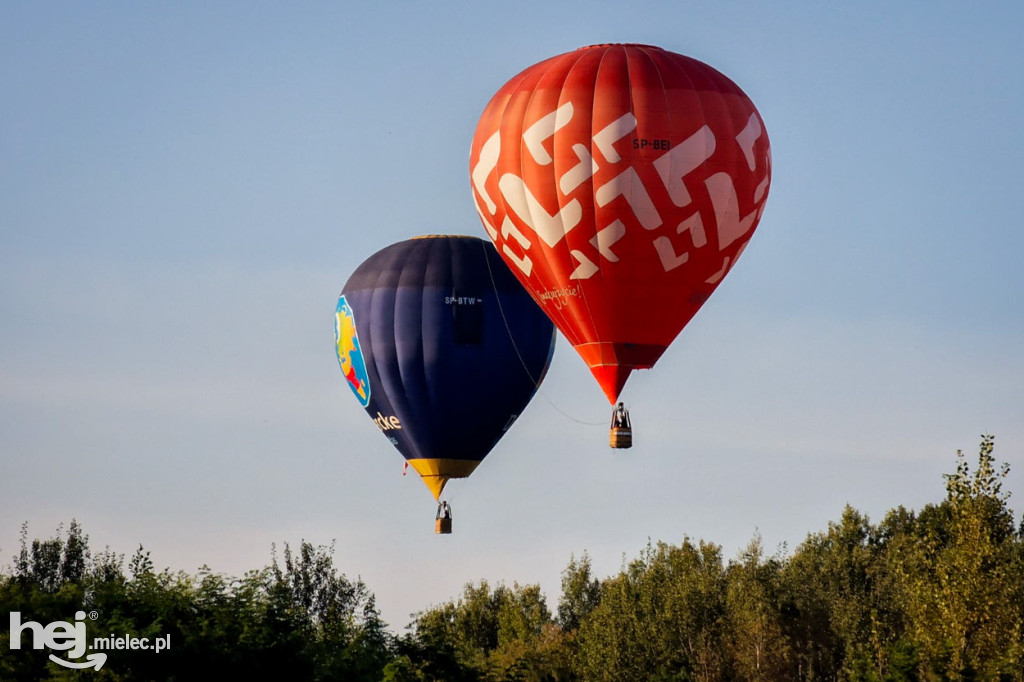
335, 296, 371, 407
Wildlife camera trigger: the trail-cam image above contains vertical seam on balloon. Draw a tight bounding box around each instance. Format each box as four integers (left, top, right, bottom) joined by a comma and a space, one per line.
708, 66, 742, 269
520, 55, 561, 292
591, 44, 630, 335
615, 45, 657, 347
693, 58, 714, 246
385, 245, 408, 454
548, 48, 596, 347
367, 247, 413, 459
570, 45, 611, 351
420, 235, 441, 454
642, 45, 674, 340
397, 239, 429, 459
520, 53, 575, 329
492, 60, 567, 341
672, 52, 711, 309
517, 58, 547, 287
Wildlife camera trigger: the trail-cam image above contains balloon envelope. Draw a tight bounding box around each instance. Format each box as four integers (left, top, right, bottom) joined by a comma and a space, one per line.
470, 44, 771, 402
336, 235, 555, 500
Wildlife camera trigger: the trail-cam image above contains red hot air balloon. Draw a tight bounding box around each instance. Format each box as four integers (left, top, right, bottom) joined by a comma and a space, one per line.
470, 44, 771, 408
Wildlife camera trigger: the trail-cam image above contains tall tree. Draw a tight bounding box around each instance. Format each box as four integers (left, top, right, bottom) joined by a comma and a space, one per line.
405, 579, 566, 681
725, 535, 789, 681
575, 539, 729, 681
897, 435, 1023, 678
557, 553, 600, 633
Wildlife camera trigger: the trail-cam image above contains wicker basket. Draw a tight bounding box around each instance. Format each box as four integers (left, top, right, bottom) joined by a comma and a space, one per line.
609, 427, 633, 449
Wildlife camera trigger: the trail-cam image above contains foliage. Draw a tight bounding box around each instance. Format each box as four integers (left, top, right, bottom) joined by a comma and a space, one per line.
0, 530, 390, 681
393, 580, 570, 681
398, 435, 1024, 682
2, 435, 1022, 681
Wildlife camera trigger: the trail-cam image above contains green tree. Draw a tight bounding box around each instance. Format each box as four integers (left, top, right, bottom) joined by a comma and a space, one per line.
557, 552, 601, 633
0, 526, 394, 681
896, 435, 1024, 679
781, 503, 905, 680
4, 433, 1023, 681
405, 580, 567, 681
725, 535, 789, 681
575, 539, 728, 682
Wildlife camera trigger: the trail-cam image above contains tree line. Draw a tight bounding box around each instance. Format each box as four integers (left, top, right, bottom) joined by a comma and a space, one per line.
2, 435, 1022, 681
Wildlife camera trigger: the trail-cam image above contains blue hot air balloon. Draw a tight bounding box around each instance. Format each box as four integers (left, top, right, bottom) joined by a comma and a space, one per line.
335, 235, 555, 531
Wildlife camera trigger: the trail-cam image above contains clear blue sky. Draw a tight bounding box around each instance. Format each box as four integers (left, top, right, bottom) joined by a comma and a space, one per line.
3, 1, 1022, 630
